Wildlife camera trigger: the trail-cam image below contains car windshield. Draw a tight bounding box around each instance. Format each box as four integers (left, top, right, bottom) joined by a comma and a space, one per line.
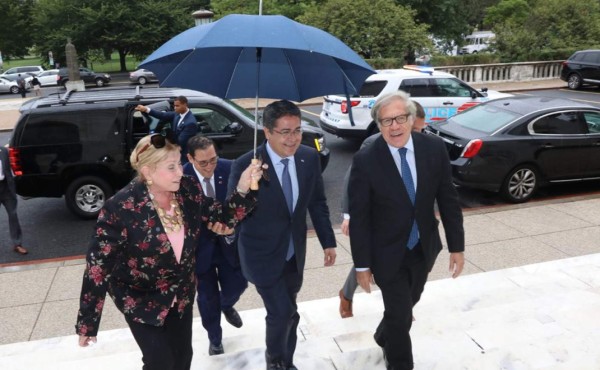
225, 99, 262, 127
451, 103, 520, 134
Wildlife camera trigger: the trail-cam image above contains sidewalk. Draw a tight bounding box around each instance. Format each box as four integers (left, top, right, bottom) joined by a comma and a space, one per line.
1, 195, 600, 369
0, 79, 566, 133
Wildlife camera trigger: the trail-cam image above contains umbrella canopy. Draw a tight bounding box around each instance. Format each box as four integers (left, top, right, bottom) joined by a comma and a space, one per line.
139, 14, 375, 102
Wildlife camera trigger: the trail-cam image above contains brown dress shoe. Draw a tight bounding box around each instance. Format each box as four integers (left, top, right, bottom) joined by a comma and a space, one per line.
14, 245, 28, 255
339, 289, 353, 318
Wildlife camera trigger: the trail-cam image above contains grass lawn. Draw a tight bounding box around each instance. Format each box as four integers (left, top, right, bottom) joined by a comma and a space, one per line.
1, 53, 142, 73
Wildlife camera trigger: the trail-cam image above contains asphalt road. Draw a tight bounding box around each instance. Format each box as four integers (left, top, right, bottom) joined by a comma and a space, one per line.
1, 87, 600, 264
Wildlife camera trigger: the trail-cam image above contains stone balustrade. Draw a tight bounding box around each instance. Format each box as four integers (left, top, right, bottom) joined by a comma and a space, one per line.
437, 60, 564, 83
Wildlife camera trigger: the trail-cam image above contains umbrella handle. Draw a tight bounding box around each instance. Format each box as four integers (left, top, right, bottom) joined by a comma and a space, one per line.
250, 158, 260, 190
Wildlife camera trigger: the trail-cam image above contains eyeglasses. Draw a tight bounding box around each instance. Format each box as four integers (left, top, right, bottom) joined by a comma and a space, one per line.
193, 155, 219, 167
270, 128, 303, 138
379, 114, 411, 127
136, 129, 177, 162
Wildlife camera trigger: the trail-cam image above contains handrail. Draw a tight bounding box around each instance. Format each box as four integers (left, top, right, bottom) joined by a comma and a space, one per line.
436, 60, 564, 83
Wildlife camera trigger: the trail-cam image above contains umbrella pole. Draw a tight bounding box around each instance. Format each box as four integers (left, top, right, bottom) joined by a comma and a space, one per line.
250, 47, 263, 191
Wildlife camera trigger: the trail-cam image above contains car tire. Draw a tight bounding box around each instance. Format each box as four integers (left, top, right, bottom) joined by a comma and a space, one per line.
138, 76, 147, 85
65, 176, 113, 219
500, 165, 538, 203
10, 86, 19, 94
366, 123, 379, 138
95, 78, 105, 87
567, 73, 582, 90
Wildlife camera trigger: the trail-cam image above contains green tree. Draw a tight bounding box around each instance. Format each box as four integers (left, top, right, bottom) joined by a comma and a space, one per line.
488, 0, 600, 61
210, 0, 326, 18
33, 0, 192, 71
394, 0, 501, 53
298, 0, 430, 59
0, 0, 35, 60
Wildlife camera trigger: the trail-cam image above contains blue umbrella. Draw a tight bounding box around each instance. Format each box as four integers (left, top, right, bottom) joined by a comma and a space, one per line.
139, 14, 375, 102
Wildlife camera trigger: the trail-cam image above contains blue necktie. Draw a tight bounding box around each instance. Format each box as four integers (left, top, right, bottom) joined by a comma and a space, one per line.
399, 148, 419, 249
281, 159, 294, 260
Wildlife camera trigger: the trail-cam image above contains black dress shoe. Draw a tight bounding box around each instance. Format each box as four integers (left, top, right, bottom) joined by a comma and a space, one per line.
209, 342, 224, 356
222, 307, 243, 328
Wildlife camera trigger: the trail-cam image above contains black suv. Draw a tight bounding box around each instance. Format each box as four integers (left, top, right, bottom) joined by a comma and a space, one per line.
57, 67, 111, 87
560, 50, 600, 90
9, 87, 329, 219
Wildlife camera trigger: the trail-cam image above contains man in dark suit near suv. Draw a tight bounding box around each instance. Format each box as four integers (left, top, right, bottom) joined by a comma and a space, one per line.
0, 146, 27, 255
135, 96, 197, 164
183, 135, 247, 356
228, 100, 337, 370
349, 91, 465, 370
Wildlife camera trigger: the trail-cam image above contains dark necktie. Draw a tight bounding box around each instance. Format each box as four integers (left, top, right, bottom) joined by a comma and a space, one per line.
203, 177, 215, 198
177, 114, 185, 129
281, 158, 294, 260
399, 148, 419, 249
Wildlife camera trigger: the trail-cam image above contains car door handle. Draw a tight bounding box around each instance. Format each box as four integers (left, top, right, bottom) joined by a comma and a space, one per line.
593, 142, 600, 146
541, 144, 554, 148
443, 101, 454, 105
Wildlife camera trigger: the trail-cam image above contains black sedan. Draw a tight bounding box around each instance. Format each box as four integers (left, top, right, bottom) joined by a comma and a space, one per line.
425, 96, 600, 202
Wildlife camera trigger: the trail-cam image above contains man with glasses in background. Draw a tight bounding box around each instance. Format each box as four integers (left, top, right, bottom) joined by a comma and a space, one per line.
183, 135, 247, 356
228, 100, 337, 370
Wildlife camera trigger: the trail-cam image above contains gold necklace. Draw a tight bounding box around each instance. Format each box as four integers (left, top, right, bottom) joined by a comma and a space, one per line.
152, 194, 183, 233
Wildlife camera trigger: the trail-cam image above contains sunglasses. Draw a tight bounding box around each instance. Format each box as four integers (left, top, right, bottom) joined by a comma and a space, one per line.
136, 129, 177, 162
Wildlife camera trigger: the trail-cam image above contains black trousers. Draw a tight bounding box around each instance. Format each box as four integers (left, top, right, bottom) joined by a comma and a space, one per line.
255, 257, 303, 367
0, 182, 23, 247
126, 305, 193, 370
375, 243, 429, 370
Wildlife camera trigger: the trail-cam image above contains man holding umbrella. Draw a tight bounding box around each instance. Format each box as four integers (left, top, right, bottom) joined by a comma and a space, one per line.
228, 100, 337, 370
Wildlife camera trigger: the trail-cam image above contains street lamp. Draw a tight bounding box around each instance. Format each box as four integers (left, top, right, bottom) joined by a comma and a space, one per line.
192, 9, 214, 26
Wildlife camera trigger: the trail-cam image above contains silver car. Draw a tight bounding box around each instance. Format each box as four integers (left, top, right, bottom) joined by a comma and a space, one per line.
0, 76, 21, 94
129, 69, 158, 85
36, 69, 60, 86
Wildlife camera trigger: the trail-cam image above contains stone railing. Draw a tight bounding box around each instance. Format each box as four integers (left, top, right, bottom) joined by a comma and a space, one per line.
437, 60, 563, 84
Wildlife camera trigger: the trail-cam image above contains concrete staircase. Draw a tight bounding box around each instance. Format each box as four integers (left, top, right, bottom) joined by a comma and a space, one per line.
2, 253, 600, 370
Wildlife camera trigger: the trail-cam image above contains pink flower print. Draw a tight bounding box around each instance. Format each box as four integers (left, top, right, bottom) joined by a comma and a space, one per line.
156, 279, 169, 294
88, 265, 104, 285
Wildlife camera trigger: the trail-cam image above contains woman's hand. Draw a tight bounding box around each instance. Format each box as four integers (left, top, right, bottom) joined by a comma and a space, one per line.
208, 222, 234, 235
78, 335, 97, 347
237, 160, 267, 194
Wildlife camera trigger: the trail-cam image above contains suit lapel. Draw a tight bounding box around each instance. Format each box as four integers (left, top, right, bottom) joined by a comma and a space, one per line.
413, 133, 428, 207
374, 137, 412, 206
293, 150, 308, 216
214, 163, 227, 203
260, 144, 292, 218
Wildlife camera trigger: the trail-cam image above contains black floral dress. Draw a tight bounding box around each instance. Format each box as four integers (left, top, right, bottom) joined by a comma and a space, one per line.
75, 175, 256, 337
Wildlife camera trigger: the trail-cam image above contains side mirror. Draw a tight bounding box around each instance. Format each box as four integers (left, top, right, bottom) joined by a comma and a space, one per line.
224, 122, 243, 134
471, 91, 478, 99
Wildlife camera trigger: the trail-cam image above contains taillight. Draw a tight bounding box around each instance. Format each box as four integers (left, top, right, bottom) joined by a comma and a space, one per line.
8, 147, 23, 176
461, 139, 483, 158
341, 100, 360, 114
457, 102, 479, 113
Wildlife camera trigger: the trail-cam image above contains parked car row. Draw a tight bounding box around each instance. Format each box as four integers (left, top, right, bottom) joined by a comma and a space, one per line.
9, 87, 328, 219
319, 66, 511, 140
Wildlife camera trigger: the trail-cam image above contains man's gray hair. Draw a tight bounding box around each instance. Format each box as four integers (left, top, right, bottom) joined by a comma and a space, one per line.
370, 91, 417, 125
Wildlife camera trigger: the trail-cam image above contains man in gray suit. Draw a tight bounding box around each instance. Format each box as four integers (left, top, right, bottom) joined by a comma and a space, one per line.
0, 146, 27, 255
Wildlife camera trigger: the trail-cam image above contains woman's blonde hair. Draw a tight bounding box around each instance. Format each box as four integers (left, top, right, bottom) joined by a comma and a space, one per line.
130, 134, 180, 181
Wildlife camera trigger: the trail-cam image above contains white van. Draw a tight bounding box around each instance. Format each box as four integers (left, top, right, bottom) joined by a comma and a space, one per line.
461, 31, 495, 54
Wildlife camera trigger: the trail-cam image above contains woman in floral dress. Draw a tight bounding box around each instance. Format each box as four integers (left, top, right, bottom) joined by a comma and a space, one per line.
75, 132, 262, 370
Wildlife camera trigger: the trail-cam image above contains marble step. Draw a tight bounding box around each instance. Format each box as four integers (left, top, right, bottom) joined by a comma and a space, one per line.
2, 254, 600, 369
